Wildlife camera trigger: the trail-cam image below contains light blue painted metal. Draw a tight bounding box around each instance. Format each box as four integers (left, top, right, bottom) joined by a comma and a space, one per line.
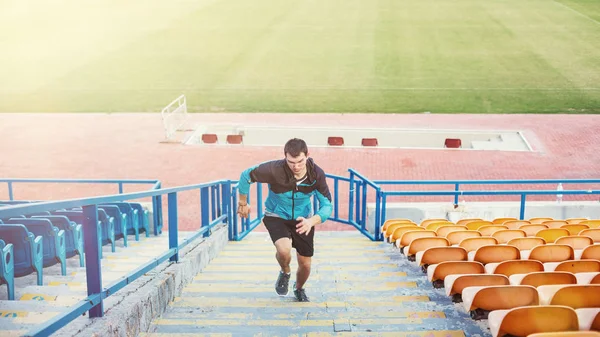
374, 188, 382, 241
83, 204, 103, 318
382, 190, 600, 196
257, 183, 263, 220
454, 183, 460, 205
6, 179, 229, 337
0, 180, 227, 219
210, 186, 217, 221
7, 182, 13, 201
520, 194, 527, 220
201, 187, 210, 238
361, 181, 367, 230
348, 171, 355, 224
152, 196, 160, 236
168, 192, 179, 263
348, 169, 380, 188
333, 178, 339, 219
2, 178, 159, 201
373, 178, 600, 185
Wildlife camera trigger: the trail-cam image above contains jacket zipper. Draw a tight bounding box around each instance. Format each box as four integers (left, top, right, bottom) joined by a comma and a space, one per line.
292, 185, 297, 220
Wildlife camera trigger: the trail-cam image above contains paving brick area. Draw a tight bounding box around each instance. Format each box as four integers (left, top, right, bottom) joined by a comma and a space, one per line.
1, 113, 599, 231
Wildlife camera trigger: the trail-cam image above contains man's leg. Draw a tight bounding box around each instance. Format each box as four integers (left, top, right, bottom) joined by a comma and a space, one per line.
274, 237, 292, 274
273, 237, 293, 296
291, 225, 314, 302
263, 216, 293, 296
295, 253, 311, 290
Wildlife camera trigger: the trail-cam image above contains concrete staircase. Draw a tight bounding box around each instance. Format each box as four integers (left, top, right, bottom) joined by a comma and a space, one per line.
0, 232, 193, 337
141, 231, 491, 336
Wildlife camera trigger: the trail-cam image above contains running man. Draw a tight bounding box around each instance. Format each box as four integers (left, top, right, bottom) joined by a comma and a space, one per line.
237, 138, 332, 302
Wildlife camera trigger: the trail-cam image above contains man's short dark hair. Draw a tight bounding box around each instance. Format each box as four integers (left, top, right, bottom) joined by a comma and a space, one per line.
284, 138, 308, 157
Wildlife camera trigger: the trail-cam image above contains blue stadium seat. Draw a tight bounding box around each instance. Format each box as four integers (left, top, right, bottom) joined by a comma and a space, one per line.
51, 210, 113, 259
4, 218, 67, 276
105, 202, 140, 240
32, 215, 84, 267
1, 214, 24, 223
0, 224, 43, 286
98, 205, 128, 246
0, 239, 15, 300
129, 203, 150, 237
25, 211, 52, 217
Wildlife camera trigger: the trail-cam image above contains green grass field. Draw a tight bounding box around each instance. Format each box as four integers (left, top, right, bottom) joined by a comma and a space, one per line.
0, 0, 599, 113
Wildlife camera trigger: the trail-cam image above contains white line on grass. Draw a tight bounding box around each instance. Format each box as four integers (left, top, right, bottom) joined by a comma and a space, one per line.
551, 0, 600, 26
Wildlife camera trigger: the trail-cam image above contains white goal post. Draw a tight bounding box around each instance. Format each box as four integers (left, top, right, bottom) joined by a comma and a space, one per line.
161, 94, 188, 140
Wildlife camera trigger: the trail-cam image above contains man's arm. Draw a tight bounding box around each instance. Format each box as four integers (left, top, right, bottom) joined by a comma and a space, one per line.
313, 172, 333, 224
237, 161, 275, 218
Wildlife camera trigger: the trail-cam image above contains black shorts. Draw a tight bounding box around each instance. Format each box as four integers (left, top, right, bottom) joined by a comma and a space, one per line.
263, 216, 315, 257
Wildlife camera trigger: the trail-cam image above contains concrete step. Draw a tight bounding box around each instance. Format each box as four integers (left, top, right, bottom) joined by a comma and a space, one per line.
144, 231, 491, 336
0, 231, 197, 334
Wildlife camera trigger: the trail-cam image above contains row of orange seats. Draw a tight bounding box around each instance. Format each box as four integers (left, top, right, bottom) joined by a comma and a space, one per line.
382, 217, 600, 337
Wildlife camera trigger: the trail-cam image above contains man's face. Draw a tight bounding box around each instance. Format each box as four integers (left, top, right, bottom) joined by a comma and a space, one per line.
285, 152, 307, 175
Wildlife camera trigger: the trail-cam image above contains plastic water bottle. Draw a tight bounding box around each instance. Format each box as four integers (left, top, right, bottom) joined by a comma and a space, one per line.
556, 183, 563, 204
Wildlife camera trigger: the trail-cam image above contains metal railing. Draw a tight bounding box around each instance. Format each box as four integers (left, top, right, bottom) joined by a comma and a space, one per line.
0, 179, 231, 337
370, 174, 600, 241
2, 171, 600, 335
0, 178, 166, 235
230, 182, 264, 241
1, 178, 161, 200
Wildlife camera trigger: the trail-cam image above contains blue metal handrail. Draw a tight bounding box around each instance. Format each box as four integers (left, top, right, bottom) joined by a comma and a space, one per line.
348, 169, 381, 240
230, 182, 264, 241
0, 179, 231, 337
4, 170, 600, 335
373, 178, 600, 205
365, 173, 600, 241
1, 178, 161, 201
377, 189, 600, 241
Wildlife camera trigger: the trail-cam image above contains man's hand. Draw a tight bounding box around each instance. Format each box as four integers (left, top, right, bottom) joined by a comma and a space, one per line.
295, 216, 314, 235
237, 202, 251, 218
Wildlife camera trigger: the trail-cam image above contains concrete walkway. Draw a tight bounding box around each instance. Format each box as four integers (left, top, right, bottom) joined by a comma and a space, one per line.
142, 231, 489, 336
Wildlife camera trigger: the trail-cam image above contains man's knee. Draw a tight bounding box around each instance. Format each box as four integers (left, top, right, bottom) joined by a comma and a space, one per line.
297, 255, 312, 269
274, 238, 292, 257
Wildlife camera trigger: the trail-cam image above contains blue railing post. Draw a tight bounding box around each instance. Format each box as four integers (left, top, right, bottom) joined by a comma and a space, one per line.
118, 183, 123, 194
210, 186, 217, 221
454, 183, 460, 205
361, 180, 368, 230
222, 182, 232, 240
245, 188, 251, 231
7, 182, 14, 200
216, 185, 222, 217
520, 194, 527, 220
381, 192, 387, 238
232, 187, 239, 240
334, 178, 339, 220
201, 187, 210, 237
348, 172, 355, 223
157, 194, 164, 234
355, 180, 361, 225
375, 188, 382, 241
257, 183, 263, 219
167, 192, 179, 262
152, 196, 159, 236
82, 204, 103, 318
